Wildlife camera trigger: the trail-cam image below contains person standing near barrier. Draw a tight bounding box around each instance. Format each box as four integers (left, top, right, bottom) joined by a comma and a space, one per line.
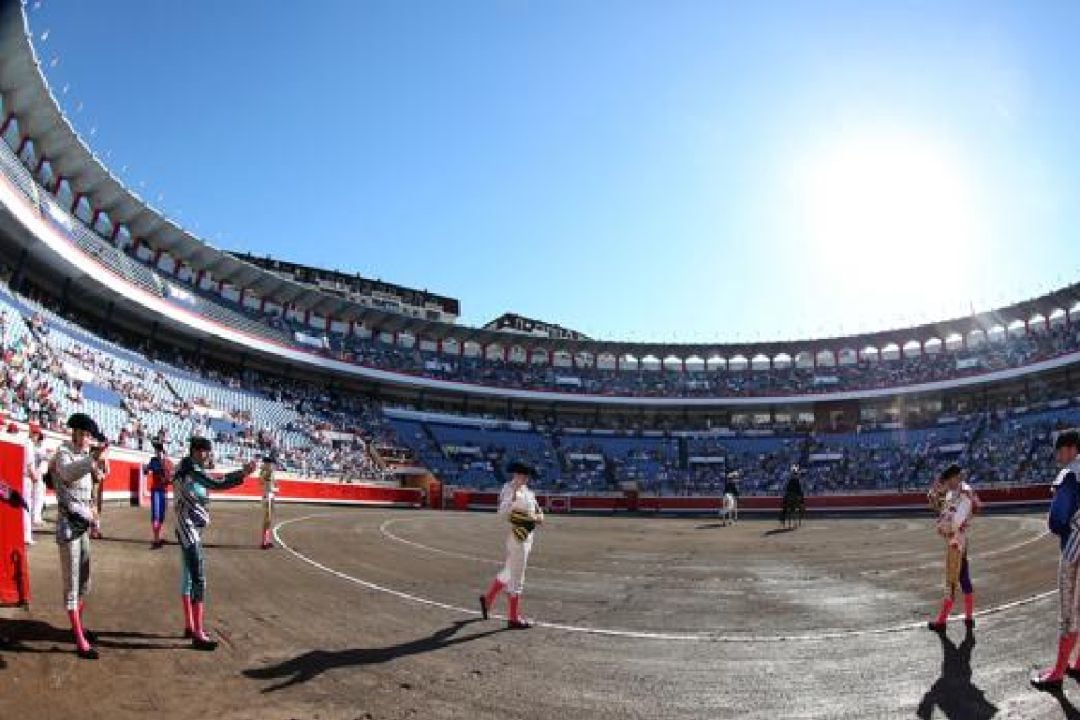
721, 470, 740, 524
1032, 430, 1080, 690
173, 437, 256, 650
479, 461, 544, 629
259, 454, 277, 550
926, 464, 979, 633
27, 423, 48, 530
50, 413, 108, 660
145, 441, 174, 549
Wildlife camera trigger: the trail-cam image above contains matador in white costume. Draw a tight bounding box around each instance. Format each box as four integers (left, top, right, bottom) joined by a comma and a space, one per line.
479, 461, 544, 629
926, 463, 979, 633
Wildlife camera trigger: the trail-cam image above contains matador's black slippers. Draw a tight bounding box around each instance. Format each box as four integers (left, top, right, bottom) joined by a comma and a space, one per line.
192, 637, 219, 651
76, 646, 99, 660
927, 621, 946, 633
507, 618, 532, 630
1030, 670, 1064, 691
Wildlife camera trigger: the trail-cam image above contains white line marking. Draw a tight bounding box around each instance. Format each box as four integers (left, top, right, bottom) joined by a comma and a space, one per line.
377, 517, 672, 580
274, 513, 1059, 643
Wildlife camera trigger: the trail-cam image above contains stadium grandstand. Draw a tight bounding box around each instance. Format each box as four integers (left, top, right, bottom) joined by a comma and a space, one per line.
5, 1, 1080, 718
0, 0, 1077, 501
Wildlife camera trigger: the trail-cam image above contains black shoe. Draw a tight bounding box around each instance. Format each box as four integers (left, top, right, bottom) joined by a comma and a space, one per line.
151, 540, 164, 550
1031, 670, 1064, 691
927, 621, 946, 633
964, 617, 975, 631
76, 646, 99, 660
479, 596, 489, 621
507, 618, 532, 630
1066, 667, 1080, 683
192, 636, 218, 651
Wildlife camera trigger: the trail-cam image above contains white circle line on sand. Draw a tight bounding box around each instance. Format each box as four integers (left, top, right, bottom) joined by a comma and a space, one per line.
377, 517, 684, 580
274, 513, 1057, 643
380, 514, 1052, 587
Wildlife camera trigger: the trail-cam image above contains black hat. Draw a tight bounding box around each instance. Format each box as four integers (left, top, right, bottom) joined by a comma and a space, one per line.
1056, 430, 1080, 451
940, 463, 963, 480
189, 436, 213, 452
67, 413, 106, 443
507, 460, 537, 477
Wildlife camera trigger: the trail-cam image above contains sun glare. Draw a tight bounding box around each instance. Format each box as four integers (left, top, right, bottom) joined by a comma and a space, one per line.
797, 134, 982, 304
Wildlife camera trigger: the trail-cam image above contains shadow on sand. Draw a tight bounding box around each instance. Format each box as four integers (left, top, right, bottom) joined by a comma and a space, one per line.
0, 618, 183, 654
915, 626, 997, 720
243, 618, 504, 692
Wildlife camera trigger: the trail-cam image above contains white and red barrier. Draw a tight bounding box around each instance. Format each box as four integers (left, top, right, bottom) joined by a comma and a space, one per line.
4, 424, 423, 509
451, 484, 1052, 514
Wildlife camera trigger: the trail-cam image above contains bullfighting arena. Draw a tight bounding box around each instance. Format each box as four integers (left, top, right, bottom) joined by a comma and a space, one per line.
1, 504, 1075, 719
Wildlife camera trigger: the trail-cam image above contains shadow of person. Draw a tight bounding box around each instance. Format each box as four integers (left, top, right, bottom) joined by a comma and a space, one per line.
243, 618, 503, 693
1043, 687, 1080, 720
916, 626, 998, 720
1, 619, 182, 653
695, 523, 728, 530
762, 527, 795, 537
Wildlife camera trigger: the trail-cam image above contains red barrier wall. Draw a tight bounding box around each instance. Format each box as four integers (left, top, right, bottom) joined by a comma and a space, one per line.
213, 477, 422, 506
0, 439, 30, 607
32, 442, 422, 509
452, 484, 1053, 514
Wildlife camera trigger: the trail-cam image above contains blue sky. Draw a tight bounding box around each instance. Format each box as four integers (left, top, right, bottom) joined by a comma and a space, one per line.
25, 0, 1080, 342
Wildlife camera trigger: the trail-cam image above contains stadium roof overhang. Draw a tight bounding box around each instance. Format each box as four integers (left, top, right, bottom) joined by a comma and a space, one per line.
0, 0, 1078, 363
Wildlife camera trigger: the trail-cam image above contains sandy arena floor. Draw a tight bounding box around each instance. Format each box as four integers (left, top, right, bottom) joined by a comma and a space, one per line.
1, 503, 1077, 719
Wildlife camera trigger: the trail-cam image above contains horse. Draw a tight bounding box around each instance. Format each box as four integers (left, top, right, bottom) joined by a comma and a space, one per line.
779, 492, 805, 529
719, 492, 738, 525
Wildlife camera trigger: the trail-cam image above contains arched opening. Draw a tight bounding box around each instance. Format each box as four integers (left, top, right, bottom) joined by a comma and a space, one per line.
859, 345, 880, 362
901, 339, 922, 358
661, 354, 684, 372
815, 349, 836, 368
640, 354, 662, 371
836, 348, 858, 366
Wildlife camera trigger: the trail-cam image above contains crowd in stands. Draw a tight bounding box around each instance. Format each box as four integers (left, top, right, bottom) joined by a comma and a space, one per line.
384, 403, 1078, 496
0, 276, 386, 480
0, 268, 1077, 496
3, 131, 1079, 403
